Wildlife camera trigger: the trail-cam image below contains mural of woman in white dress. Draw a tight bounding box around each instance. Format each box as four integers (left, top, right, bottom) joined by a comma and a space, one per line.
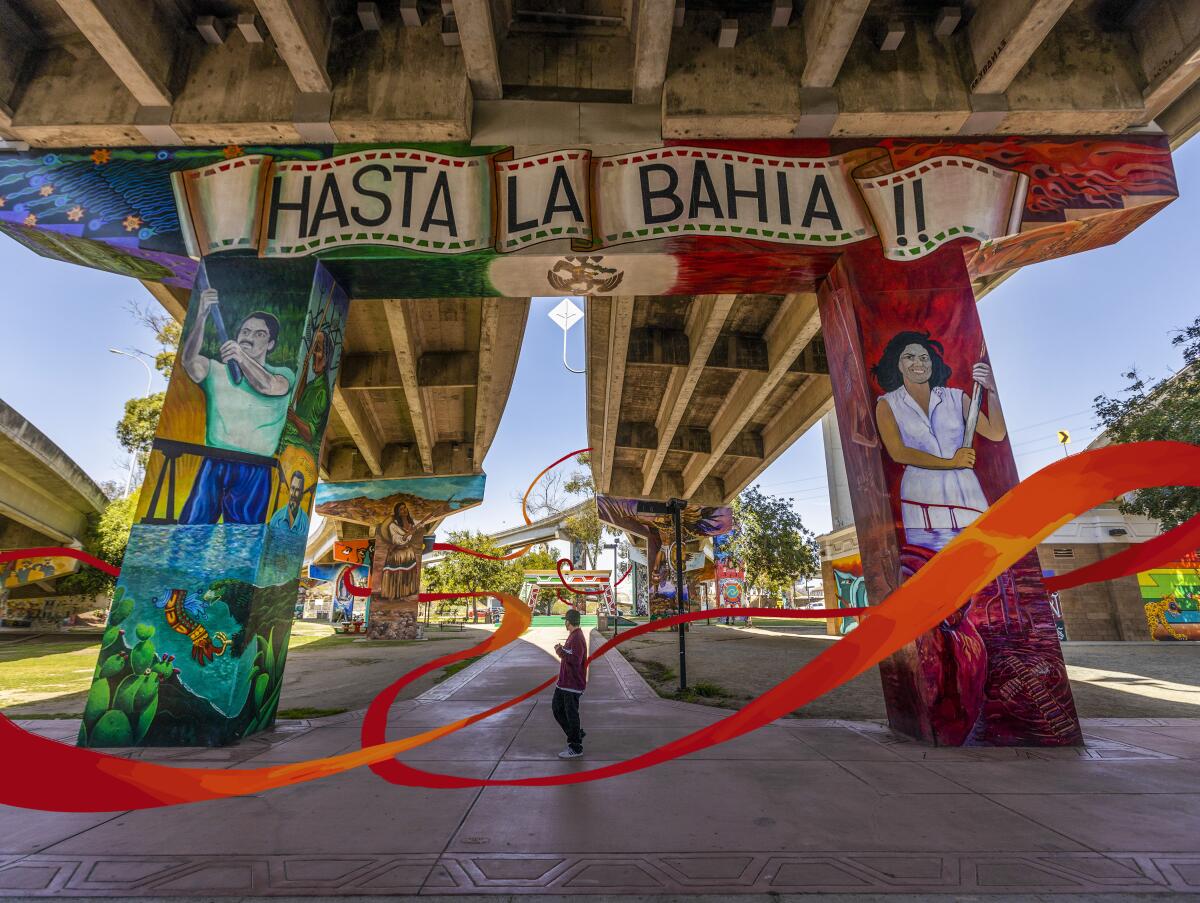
872, 331, 1007, 552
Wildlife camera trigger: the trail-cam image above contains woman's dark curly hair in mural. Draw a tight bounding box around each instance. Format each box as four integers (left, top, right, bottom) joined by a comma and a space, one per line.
871, 330, 953, 392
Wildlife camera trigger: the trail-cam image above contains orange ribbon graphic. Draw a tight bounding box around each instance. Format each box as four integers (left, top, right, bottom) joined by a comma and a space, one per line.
0, 441, 1196, 810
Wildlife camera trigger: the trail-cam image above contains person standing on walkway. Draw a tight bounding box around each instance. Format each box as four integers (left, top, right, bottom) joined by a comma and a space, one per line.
552, 608, 587, 759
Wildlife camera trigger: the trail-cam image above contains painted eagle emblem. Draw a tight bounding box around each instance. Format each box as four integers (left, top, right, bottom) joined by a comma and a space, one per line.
547, 256, 625, 294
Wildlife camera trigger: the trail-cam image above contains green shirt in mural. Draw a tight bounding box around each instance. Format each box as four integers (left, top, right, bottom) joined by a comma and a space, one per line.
279, 372, 330, 456
202, 361, 296, 456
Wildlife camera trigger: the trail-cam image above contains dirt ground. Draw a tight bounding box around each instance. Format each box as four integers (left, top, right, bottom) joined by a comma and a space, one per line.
614, 621, 1200, 720
0, 622, 494, 718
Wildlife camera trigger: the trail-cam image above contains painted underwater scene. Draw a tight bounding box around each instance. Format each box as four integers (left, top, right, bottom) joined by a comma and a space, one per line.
78, 523, 300, 748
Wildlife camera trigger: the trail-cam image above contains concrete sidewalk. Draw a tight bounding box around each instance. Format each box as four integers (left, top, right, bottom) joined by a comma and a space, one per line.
2, 627, 1200, 897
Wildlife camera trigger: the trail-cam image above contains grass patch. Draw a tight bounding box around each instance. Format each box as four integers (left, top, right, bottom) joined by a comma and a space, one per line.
276, 707, 348, 720
670, 681, 734, 705
435, 655, 482, 683
627, 656, 676, 685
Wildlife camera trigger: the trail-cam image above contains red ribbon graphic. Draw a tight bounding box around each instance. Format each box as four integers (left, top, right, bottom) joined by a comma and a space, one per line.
0, 441, 1196, 811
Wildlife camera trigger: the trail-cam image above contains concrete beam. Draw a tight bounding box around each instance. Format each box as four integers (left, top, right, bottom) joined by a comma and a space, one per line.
451, 0, 503, 101
473, 297, 529, 468
801, 0, 870, 88
633, 0, 674, 104
417, 351, 479, 388
54, 0, 177, 107
610, 464, 725, 507
641, 294, 736, 496
0, 1, 36, 128
1128, 0, 1200, 120
339, 353, 402, 390
255, 0, 332, 94
966, 0, 1073, 95
598, 296, 635, 492
326, 441, 473, 481
616, 422, 710, 454
719, 374, 832, 502
627, 327, 689, 366
382, 299, 435, 474
140, 280, 189, 323
681, 293, 820, 498
330, 386, 384, 476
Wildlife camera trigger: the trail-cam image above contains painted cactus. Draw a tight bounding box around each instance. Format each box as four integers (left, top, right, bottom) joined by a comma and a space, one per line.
79, 587, 180, 747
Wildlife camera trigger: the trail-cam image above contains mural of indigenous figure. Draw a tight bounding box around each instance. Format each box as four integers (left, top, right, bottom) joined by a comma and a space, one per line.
873, 331, 1005, 552
596, 496, 732, 620
314, 476, 485, 641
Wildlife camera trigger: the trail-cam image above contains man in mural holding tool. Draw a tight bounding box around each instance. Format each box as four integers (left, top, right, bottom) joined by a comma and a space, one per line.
179, 286, 296, 524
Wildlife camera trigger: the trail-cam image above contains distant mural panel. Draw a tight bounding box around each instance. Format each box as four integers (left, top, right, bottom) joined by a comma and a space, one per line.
81, 259, 350, 748
1139, 553, 1200, 641
596, 496, 732, 620
829, 553, 868, 635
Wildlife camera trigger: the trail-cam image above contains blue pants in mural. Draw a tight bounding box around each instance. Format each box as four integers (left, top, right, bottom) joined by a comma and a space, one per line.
179, 459, 272, 525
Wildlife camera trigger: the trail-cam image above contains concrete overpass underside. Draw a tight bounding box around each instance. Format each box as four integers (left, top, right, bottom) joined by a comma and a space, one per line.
1, 0, 1199, 152
587, 293, 832, 505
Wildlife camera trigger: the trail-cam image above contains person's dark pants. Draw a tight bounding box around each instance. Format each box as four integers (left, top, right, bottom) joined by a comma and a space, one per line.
552, 687, 583, 753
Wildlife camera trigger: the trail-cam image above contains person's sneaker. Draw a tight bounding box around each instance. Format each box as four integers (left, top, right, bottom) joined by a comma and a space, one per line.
557, 746, 583, 759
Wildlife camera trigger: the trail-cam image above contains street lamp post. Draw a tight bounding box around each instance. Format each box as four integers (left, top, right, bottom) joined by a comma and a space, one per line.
109, 349, 153, 497
634, 497, 689, 692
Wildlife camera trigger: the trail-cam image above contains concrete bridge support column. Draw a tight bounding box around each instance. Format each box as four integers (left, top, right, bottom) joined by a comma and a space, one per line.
80, 257, 350, 748
817, 241, 1082, 747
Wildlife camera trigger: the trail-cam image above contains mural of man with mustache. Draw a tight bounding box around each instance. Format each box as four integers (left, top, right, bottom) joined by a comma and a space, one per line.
179, 286, 296, 524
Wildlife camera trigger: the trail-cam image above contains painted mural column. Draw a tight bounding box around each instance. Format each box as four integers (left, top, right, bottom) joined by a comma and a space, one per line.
819, 240, 1082, 747
314, 476, 485, 640
81, 257, 349, 748
596, 496, 733, 622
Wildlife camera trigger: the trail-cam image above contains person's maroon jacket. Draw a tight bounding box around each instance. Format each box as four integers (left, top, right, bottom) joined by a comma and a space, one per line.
556, 628, 587, 693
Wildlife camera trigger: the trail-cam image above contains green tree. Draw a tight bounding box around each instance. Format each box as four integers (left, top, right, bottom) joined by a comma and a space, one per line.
57, 491, 141, 596
1093, 314, 1200, 530
727, 486, 819, 602
115, 302, 180, 474
422, 530, 525, 622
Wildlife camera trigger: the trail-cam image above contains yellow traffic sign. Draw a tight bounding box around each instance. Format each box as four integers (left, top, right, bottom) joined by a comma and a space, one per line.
1057, 429, 1071, 445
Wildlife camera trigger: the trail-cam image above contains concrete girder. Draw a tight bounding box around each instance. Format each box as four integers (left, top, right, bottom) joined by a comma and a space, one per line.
633, 0, 674, 104
330, 385, 384, 476
451, 0, 503, 101
800, 0, 870, 88
719, 374, 834, 503
52, 0, 178, 108
641, 294, 735, 496
1128, 0, 1200, 121
966, 0, 1074, 96
382, 299, 436, 474
254, 0, 332, 94
473, 297, 530, 469
0, 0, 36, 135
596, 296, 635, 493
680, 293, 820, 499
325, 441, 473, 481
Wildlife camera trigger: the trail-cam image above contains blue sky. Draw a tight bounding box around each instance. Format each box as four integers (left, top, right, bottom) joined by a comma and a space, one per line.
1, 137, 1198, 538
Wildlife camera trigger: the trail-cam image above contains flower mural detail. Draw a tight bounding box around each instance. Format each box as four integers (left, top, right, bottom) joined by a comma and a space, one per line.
23, 213, 36, 226
67, 206, 85, 222
38, 184, 54, 197
91, 148, 111, 165
123, 214, 142, 232
223, 145, 243, 159
0, 196, 6, 208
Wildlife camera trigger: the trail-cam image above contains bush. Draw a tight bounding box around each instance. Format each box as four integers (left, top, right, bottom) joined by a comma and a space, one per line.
550, 600, 570, 616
